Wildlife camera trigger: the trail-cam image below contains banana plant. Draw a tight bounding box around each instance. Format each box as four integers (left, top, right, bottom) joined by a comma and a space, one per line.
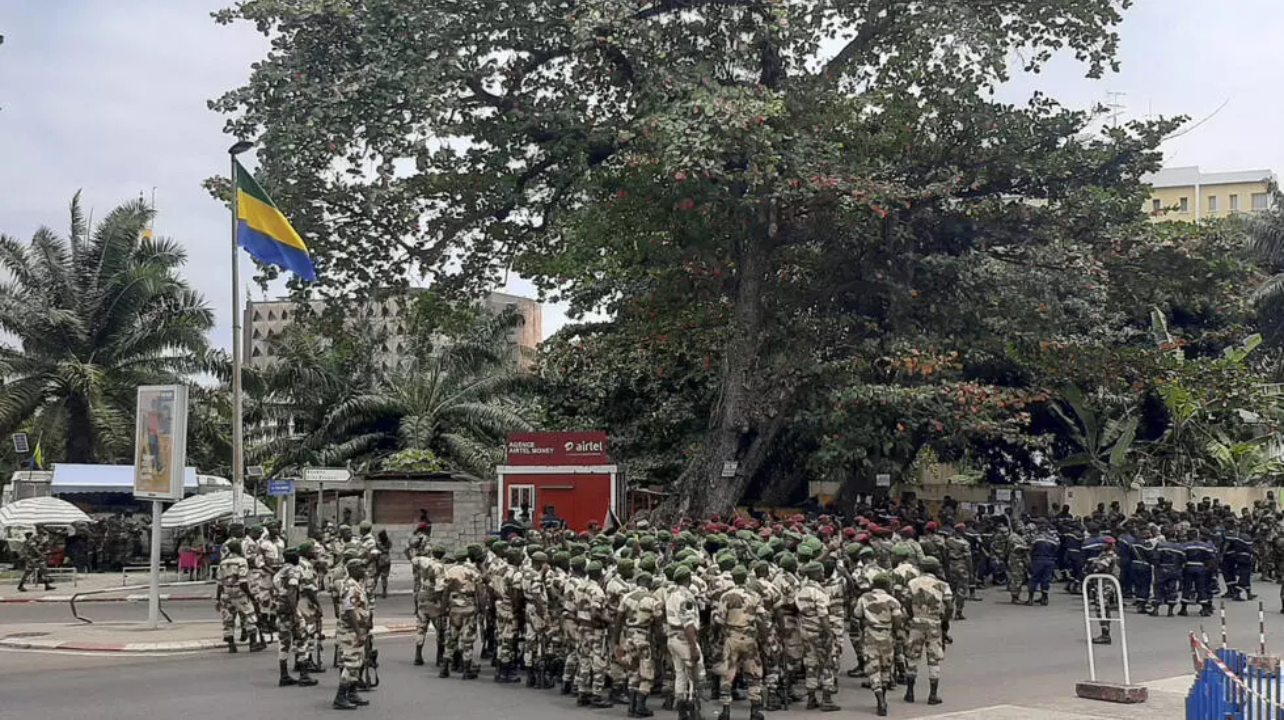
1050, 384, 1139, 486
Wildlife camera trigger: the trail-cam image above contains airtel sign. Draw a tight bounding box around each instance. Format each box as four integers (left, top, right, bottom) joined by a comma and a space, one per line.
506, 431, 609, 466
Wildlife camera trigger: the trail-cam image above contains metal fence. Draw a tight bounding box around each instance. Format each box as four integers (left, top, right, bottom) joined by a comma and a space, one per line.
1188, 635, 1284, 719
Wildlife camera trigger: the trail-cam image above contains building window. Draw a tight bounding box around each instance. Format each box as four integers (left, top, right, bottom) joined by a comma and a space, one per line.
1179, 197, 1189, 213
1230, 194, 1240, 211
1151, 199, 1161, 212
1207, 195, 1219, 212
1253, 193, 1270, 211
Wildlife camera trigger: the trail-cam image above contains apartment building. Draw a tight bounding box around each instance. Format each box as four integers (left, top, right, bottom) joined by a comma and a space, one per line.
1144, 166, 1275, 222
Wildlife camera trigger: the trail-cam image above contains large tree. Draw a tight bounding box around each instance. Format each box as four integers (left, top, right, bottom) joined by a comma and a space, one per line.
215, 0, 1176, 515
0, 195, 214, 463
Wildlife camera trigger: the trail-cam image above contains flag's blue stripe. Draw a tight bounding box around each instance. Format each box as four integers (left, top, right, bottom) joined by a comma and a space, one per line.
238, 221, 317, 281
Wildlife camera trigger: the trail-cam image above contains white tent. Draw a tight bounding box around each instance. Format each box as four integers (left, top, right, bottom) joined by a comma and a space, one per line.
160, 491, 273, 529
0, 496, 92, 528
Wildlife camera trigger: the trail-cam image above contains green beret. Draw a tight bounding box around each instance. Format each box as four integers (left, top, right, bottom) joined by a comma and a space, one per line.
531, 551, 549, 563
717, 554, 736, 571
777, 553, 797, 571
636, 571, 654, 587
802, 560, 824, 576
858, 546, 877, 559
249, 525, 264, 535
639, 553, 658, 572
225, 539, 242, 554
431, 544, 447, 556
672, 565, 692, 582
892, 544, 913, 558
618, 557, 636, 571
455, 547, 470, 560
730, 565, 748, 582
591, 545, 612, 558
920, 556, 942, 573
493, 540, 510, 554
751, 560, 769, 575
657, 530, 673, 543
345, 558, 365, 572
663, 563, 679, 580
338, 524, 352, 532
297, 540, 314, 553
358, 520, 372, 531
872, 573, 894, 590
844, 543, 862, 558
756, 544, 774, 560
570, 555, 587, 571
587, 560, 603, 574
736, 529, 755, 542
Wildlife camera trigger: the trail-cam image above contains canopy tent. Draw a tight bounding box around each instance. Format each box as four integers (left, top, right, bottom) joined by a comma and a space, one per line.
51, 464, 200, 495
160, 490, 273, 529
0, 496, 92, 528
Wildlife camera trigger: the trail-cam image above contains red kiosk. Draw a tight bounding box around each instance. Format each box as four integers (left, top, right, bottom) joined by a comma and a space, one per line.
497, 431, 620, 533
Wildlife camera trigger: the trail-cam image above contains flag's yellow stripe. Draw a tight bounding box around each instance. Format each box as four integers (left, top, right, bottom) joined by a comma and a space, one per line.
236, 189, 308, 252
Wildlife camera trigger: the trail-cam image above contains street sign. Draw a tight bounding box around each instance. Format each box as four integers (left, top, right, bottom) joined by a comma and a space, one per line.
11, 433, 27, 454
246, 465, 265, 477
875, 473, 891, 488
304, 467, 352, 483
721, 461, 739, 478
267, 479, 295, 496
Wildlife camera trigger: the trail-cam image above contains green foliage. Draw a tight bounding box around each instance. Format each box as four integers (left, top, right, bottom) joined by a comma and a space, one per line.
380, 447, 444, 472
0, 195, 214, 463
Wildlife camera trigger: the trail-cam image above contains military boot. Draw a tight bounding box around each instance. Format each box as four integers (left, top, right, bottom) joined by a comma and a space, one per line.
662, 691, 675, 710
526, 666, 538, 688
875, 689, 888, 717
562, 678, 575, 696
820, 691, 840, 712
590, 692, 614, 709
494, 661, 520, 684
413, 643, 425, 666
248, 630, 266, 653
438, 659, 451, 679
1179, 603, 1189, 616
1201, 603, 1214, 617
1039, 591, 1049, 606
710, 678, 722, 702
279, 659, 298, 686
1167, 603, 1176, 617
635, 692, 655, 718
903, 677, 915, 703
806, 691, 820, 710
927, 679, 942, 705
225, 636, 238, 654
577, 691, 593, 707
718, 704, 731, 720
461, 662, 479, 680
955, 610, 966, 621
43, 583, 55, 591
749, 702, 764, 720
1010, 592, 1021, 604
613, 682, 631, 704
1024, 593, 1034, 606
452, 650, 464, 669
346, 685, 370, 707
765, 689, 780, 711
296, 666, 319, 687
435, 640, 445, 667
332, 683, 357, 710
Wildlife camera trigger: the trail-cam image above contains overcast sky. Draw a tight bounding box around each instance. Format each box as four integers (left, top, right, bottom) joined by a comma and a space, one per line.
1, 0, 1281, 352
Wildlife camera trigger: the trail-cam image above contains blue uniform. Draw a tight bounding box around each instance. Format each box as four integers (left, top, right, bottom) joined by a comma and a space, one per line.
1062, 529, 1085, 590
1115, 534, 1135, 597
1131, 539, 1157, 607
1155, 541, 1186, 606
1030, 533, 1058, 595
1182, 540, 1216, 607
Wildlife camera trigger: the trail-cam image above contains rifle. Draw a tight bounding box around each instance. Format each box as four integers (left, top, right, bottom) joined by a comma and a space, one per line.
360, 635, 380, 688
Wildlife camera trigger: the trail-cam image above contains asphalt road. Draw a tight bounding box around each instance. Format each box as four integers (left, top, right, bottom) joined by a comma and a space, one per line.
1, 584, 1280, 719
0, 598, 417, 625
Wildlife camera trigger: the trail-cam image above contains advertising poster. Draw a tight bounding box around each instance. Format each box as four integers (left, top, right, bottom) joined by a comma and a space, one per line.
134, 385, 188, 501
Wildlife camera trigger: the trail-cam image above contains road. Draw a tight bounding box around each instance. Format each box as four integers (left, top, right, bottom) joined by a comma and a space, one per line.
0, 585, 1277, 719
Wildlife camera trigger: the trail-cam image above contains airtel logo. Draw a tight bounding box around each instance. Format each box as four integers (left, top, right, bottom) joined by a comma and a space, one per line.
564, 440, 604, 452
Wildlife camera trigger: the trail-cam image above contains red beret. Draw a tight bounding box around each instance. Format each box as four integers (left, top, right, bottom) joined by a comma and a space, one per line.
1103, 537, 1116, 545
821, 525, 835, 536
759, 529, 772, 539
925, 521, 938, 531
901, 526, 915, 535
954, 523, 966, 531
417, 521, 429, 530
711, 513, 722, 523
855, 533, 870, 543
842, 527, 857, 538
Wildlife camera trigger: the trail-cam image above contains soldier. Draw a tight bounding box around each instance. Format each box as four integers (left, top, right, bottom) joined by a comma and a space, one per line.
405, 521, 431, 562
613, 570, 663, 718
297, 541, 326, 675
333, 558, 372, 711
748, 559, 785, 712
17, 530, 54, 592
1181, 529, 1215, 617
1155, 531, 1186, 616
713, 565, 768, 721
794, 561, 839, 712
439, 545, 486, 679
1005, 524, 1032, 605
665, 565, 705, 720
773, 553, 804, 709
357, 521, 380, 597
561, 556, 588, 696
262, 520, 286, 635
904, 557, 951, 706
576, 560, 613, 708
411, 544, 446, 667
521, 550, 553, 689
1087, 538, 1121, 645
245, 526, 272, 641
216, 539, 264, 653
943, 524, 973, 620
605, 557, 637, 703
327, 526, 353, 619
272, 547, 318, 688
489, 545, 521, 684
854, 574, 905, 717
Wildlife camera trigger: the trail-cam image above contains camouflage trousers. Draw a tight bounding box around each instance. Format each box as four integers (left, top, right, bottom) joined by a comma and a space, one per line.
496, 603, 519, 664
667, 632, 706, 702
336, 627, 364, 684
575, 625, 608, 697
249, 570, 274, 617
275, 602, 300, 662
561, 617, 581, 683
297, 597, 321, 661
219, 591, 257, 639
622, 626, 657, 694
799, 623, 835, 694
829, 614, 846, 675
524, 612, 550, 671
1007, 561, 1029, 596
949, 571, 970, 615
906, 620, 944, 680
414, 595, 444, 647
862, 627, 896, 691
717, 629, 763, 705
446, 606, 478, 668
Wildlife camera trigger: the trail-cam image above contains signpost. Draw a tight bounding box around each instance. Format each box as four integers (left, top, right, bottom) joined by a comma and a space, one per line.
721, 461, 739, 478
133, 385, 189, 629
267, 479, 295, 496
876, 473, 892, 488
303, 468, 352, 483
11, 433, 28, 454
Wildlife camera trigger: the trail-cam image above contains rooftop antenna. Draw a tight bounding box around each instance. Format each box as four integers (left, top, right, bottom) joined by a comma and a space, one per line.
1105, 91, 1127, 128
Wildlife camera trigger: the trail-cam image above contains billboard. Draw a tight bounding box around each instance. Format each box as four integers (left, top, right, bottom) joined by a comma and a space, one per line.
506, 431, 609, 466
133, 385, 189, 501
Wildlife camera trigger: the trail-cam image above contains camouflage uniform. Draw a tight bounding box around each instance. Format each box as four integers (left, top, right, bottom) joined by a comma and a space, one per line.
664, 574, 705, 713
488, 557, 519, 668
854, 586, 905, 692
272, 559, 303, 665
713, 575, 767, 710
793, 572, 835, 696
905, 571, 951, 694
617, 581, 663, 699
1005, 529, 1031, 603
559, 566, 585, 689
747, 568, 784, 708
439, 554, 483, 677
334, 568, 371, 707
574, 568, 611, 704
245, 532, 273, 623
943, 533, 973, 618
411, 550, 446, 666
217, 549, 259, 645
520, 556, 552, 682
297, 554, 323, 667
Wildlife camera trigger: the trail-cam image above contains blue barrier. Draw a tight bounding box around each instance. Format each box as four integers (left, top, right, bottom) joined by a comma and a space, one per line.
1187, 645, 1284, 720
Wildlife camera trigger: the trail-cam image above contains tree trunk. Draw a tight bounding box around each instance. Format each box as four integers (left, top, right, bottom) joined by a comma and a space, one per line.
65, 392, 95, 463
661, 222, 794, 520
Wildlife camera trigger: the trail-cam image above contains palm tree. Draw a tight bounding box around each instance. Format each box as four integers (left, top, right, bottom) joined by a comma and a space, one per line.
0, 195, 213, 463
1248, 187, 1284, 344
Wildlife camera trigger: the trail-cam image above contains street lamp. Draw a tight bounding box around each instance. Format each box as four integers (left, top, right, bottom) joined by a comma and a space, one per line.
228, 139, 254, 156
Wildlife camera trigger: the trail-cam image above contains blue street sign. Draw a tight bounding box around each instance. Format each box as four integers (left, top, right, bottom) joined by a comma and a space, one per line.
266, 479, 294, 496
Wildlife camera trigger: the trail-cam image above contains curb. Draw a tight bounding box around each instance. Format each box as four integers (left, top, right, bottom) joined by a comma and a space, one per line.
0, 622, 417, 653
0, 589, 414, 604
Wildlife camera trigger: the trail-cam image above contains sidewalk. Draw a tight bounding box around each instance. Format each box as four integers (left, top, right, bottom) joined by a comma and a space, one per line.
0, 616, 418, 653
922, 675, 1189, 720
0, 569, 415, 603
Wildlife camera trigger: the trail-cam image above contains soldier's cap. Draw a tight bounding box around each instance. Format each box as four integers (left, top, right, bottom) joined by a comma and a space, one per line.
617, 557, 636, 571
756, 543, 773, 560
901, 526, 914, 535
586, 560, 604, 575
526, 544, 543, 556
359, 520, 373, 531
442, 551, 457, 563
776, 552, 797, 570
339, 524, 352, 532
844, 543, 862, 557
570, 555, 587, 570
506, 548, 523, 562
552, 551, 570, 565
590, 545, 612, 558
801, 560, 824, 576
954, 523, 966, 531
455, 547, 470, 560
717, 554, 736, 570
925, 521, 938, 531
892, 544, 912, 558
872, 573, 894, 590
1103, 537, 1116, 545
431, 544, 447, 556
417, 521, 429, 530
920, 556, 942, 572
636, 571, 654, 587
730, 565, 748, 581
493, 540, 510, 553
672, 565, 692, 581
345, 558, 365, 572
858, 546, 877, 559
466, 543, 483, 555
249, 525, 264, 535
531, 551, 549, 563
751, 560, 769, 575
265, 518, 281, 528
297, 540, 314, 553
284, 547, 301, 561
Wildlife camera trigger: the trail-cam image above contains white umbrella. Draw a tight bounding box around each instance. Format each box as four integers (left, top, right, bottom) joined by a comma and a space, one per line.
0, 497, 92, 528
160, 490, 273, 529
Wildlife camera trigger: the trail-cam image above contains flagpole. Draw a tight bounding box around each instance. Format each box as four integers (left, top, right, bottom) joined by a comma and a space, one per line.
228, 141, 253, 520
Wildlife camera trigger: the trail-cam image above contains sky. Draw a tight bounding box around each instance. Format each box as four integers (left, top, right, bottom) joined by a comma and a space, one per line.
1, 0, 1282, 352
